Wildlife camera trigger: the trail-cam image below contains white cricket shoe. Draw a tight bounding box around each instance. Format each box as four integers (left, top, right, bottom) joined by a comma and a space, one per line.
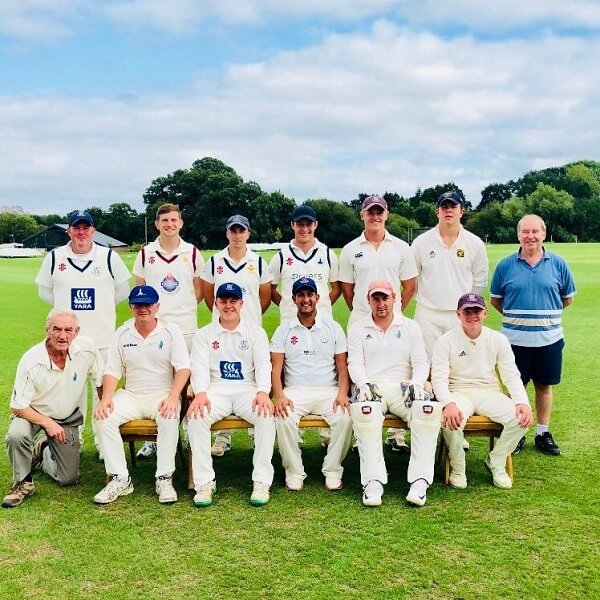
448, 470, 468, 489
94, 476, 133, 504
325, 477, 343, 491
210, 439, 231, 457
193, 480, 216, 507
285, 477, 304, 492
155, 476, 177, 504
485, 457, 512, 489
406, 478, 429, 506
136, 442, 157, 459
362, 480, 383, 507
250, 482, 270, 506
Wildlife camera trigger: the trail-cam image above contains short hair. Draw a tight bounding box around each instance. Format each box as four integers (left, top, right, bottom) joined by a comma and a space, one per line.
155, 203, 181, 220
517, 214, 546, 235
45, 308, 79, 330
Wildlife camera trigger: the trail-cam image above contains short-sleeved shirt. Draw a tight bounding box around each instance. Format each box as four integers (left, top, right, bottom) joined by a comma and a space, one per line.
347, 313, 429, 387
270, 314, 347, 388
431, 325, 530, 407
202, 248, 272, 326
104, 319, 190, 396
339, 231, 418, 317
36, 243, 131, 350
190, 320, 271, 394
11, 335, 104, 420
490, 249, 576, 347
270, 240, 338, 323
133, 239, 203, 336
411, 225, 488, 311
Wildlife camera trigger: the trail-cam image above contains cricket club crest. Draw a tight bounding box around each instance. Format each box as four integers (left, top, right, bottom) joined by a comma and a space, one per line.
456, 249, 465, 258
161, 275, 180, 293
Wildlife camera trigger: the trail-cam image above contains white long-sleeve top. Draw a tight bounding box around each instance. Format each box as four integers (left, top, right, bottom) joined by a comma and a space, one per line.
190, 319, 271, 395
347, 312, 429, 387
431, 325, 530, 407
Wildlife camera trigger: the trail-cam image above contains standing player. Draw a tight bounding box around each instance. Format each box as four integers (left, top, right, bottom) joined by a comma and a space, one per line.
271, 278, 353, 491
132, 203, 204, 459
270, 205, 341, 324
490, 215, 575, 456
339, 195, 418, 451
201, 214, 272, 457
347, 280, 440, 507
433, 293, 533, 489
35, 210, 131, 452
187, 282, 276, 507
411, 191, 488, 358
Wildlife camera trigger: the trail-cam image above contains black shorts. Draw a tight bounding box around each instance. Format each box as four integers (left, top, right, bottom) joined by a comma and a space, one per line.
511, 339, 565, 386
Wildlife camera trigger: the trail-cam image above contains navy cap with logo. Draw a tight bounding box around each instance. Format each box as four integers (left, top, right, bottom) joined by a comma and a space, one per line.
226, 214, 250, 230
68, 210, 94, 227
361, 195, 388, 211
437, 191, 464, 207
291, 205, 317, 222
292, 277, 318, 295
457, 293, 486, 311
216, 282, 243, 299
129, 285, 159, 304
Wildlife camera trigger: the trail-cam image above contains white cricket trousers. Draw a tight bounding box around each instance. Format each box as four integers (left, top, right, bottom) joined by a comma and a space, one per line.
186, 382, 276, 489
78, 347, 108, 448
442, 389, 528, 473
351, 378, 442, 486
94, 389, 180, 479
275, 385, 353, 482
414, 304, 459, 360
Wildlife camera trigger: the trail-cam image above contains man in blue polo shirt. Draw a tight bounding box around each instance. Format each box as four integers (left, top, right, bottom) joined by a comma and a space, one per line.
490, 214, 576, 456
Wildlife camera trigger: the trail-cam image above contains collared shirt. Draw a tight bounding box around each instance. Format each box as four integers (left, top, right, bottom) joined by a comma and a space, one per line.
339, 231, 418, 316
431, 325, 530, 407
36, 243, 131, 350
412, 225, 488, 311
202, 247, 272, 327
490, 249, 576, 347
11, 335, 104, 420
133, 239, 204, 336
347, 312, 429, 387
190, 319, 271, 394
270, 239, 339, 323
105, 318, 190, 395
270, 314, 347, 388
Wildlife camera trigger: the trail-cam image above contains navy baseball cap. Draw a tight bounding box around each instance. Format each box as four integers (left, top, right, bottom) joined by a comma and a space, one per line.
129, 285, 159, 304
68, 210, 94, 227
361, 195, 388, 211
457, 293, 486, 311
216, 282, 243, 299
291, 205, 317, 222
437, 191, 464, 207
226, 215, 250, 230
292, 277, 318, 295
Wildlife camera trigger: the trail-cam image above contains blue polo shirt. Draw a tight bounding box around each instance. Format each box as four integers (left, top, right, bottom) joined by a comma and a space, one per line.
490, 249, 576, 347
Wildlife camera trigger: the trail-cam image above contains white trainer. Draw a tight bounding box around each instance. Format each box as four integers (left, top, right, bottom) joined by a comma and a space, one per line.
155, 476, 177, 504
285, 477, 304, 491
136, 442, 157, 459
94, 476, 133, 504
250, 482, 270, 506
362, 479, 384, 506
193, 480, 216, 507
485, 457, 512, 489
449, 470, 468, 489
325, 477, 343, 491
210, 439, 231, 457
406, 478, 429, 506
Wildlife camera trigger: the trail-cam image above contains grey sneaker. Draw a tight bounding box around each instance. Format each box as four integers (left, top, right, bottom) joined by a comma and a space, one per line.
210, 439, 231, 457
250, 482, 270, 506
193, 481, 216, 507
93, 476, 133, 504
449, 470, 468, 489
156, 476, 177, 504
2, 480, 35, 508
406, 478, 429, 506
136, 442, 157, 459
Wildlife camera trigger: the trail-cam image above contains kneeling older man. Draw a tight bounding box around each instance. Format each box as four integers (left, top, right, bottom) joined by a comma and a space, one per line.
432, 293, 533, 489
347, 279, 441, 507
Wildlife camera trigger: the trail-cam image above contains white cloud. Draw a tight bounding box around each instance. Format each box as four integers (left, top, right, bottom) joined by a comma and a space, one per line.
1, 23, 599, 215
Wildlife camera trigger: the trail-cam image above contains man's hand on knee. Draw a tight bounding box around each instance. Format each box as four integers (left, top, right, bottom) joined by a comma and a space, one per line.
515, 403, 533, 428
442, 403, 463, 430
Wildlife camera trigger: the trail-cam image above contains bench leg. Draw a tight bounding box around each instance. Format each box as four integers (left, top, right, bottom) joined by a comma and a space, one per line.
129, 441, 137, 468
188, 448, 194, 490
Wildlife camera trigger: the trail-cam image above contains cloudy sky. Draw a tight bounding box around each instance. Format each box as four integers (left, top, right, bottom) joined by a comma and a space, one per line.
1, 1, 599, 215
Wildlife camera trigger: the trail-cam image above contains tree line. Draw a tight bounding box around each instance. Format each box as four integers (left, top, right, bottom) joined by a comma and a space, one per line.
3, 157, 600, 247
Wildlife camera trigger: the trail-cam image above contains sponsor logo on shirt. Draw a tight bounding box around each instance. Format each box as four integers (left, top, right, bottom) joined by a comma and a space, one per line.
161, 275, 180, 293
71, 288, 95, 311
219, 361, 244, 380
354, 252, 363, 259
123, 343, 138, 348
303, 350, 316, 356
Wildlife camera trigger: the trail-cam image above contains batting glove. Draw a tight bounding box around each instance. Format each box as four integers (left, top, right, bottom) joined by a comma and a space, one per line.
411, 383, 425, 402
356, 385, 374, 403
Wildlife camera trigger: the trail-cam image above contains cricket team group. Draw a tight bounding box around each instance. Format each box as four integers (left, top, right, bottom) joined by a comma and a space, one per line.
2, 192, 576, 509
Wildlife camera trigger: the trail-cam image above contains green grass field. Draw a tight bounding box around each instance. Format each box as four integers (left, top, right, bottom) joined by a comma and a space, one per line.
1, 244, 599, 599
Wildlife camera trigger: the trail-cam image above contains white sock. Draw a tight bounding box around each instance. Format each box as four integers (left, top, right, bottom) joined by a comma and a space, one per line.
536, 424, 549, 436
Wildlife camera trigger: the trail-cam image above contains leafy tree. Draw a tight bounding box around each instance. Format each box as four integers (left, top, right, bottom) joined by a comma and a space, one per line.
385, 213, 420, 243
564, 163, 600, 198
573, 195, 600, 241
467, 203, 514, 243
305, 199, 362, 247
250, 192, 297, 244
525, 183, 575, 241
0, 211, 42, 243
478, 182, 514, 210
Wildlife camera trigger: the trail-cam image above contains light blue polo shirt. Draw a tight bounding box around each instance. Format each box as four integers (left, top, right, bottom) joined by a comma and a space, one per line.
490, 249, 576, 347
